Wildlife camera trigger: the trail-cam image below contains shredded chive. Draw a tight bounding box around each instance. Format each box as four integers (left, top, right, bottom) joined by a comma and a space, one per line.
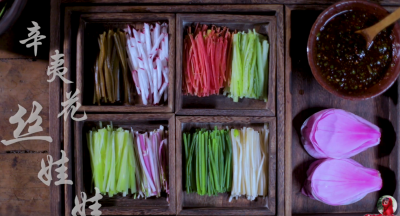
184, 128, 233, 196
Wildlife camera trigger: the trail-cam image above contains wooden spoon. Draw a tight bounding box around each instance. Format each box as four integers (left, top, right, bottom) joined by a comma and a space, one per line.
356, 7, 400, 49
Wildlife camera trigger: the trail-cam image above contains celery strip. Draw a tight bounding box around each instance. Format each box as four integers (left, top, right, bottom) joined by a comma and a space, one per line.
87, 122, 168, 198
228, 29, 269, 102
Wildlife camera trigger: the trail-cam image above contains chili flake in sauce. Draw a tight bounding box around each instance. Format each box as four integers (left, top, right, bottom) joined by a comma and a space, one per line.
315, 10, 394, 95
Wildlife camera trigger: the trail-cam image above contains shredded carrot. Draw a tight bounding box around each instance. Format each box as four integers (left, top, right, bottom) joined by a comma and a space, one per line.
183, 24, 233, 97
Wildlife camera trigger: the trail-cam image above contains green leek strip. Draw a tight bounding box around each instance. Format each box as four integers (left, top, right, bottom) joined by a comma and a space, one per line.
262, 40, 270, 101
184, 128, 233, 196
200, 131, 206, 195
102, 129, 112, 191
127, 132, 137, 195
225, 131, 232, 191
256, 36, 263, 99
218, 131, 224, 192
187, 133, 196, 193
196, 131, 200, 193
107, 131, 116, 196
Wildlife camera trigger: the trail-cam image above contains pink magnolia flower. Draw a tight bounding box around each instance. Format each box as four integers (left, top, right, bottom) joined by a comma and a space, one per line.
301, 108, 381, 159
302, 158, 382, 206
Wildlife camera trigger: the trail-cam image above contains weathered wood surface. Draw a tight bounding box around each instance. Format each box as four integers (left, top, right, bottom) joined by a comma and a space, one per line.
0, 59, 49, 152
285, 5, 400, 215
60, 0, 400, 6
0, 0, 52, 215
0, 154, 50, 216
63, 7, 74, 216
50, 0, 62, 214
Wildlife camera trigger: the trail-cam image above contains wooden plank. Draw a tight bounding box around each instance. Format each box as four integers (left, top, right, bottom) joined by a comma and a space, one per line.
63, 6, 74, 216
64, 5, 283, 14
285, 4, 400, 215
0, 59, 49, 153
284, 6, 325, 215
60, 0, 400, 6
284, 6, 292, 216
49, 0, 62, 215
0, 153, 50, 216
274, 5, 284, 216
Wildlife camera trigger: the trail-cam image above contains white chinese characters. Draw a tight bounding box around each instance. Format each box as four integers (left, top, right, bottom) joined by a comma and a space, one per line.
19, 21, 46, 57
47, 50, 72, 84
1, 101, 52, 145
72, 187, 103, 216
38, 150, 73, 186
58, 89, 87, 121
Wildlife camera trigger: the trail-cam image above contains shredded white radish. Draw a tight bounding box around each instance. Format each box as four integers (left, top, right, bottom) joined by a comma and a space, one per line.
229, 125, 269, 202
125, 22, 169, 105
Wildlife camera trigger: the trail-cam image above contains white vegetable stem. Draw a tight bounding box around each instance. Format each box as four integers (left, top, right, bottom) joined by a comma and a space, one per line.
229, 125, 269, 202
125, 22, 169, 105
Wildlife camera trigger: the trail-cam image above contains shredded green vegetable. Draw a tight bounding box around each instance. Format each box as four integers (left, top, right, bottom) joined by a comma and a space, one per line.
87, 124, 137, 197
184, 125, 268, 202
184, 127, 232, 196
228, 29, 269, 102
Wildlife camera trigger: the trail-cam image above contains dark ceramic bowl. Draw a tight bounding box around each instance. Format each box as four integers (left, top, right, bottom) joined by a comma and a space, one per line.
0, 0, 27, 36
307, 0, 400, 100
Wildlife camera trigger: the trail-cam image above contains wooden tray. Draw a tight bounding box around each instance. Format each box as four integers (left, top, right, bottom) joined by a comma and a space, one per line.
176, 116, 277, 215
73, 114, 176, 215
62, 5, 285, 216
75, 13, 175, 113
175, 14, 277, 116
284, 5, 400, 216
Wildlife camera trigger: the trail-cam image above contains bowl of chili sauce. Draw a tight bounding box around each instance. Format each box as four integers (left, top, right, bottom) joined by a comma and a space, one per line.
307, 0, 400, 100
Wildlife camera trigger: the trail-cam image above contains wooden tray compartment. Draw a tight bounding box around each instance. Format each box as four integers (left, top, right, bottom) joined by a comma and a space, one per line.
74, 114, 176, 215
175, 14, 277, 116
176, 116, 277, 215
76, 13, 175, 113
284, 5, 400, 215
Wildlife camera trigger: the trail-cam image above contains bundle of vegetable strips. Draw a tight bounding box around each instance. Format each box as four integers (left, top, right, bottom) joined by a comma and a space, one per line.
125, 23, 169, 105
93, 30, 132, 105
182, 24, 270, 103
183, 127, 232, 196
229, 125, 269, 201
228, 30, 269, 102
132, 126, 169, 198
87, 123, 169, 199
183, 24, 233, 97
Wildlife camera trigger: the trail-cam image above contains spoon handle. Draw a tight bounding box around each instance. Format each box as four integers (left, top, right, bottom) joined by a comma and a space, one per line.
366, 7, 400, 38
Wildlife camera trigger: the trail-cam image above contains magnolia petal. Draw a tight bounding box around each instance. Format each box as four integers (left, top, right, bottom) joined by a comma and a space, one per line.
302, 159, 382, 206
301, 109, 381, 159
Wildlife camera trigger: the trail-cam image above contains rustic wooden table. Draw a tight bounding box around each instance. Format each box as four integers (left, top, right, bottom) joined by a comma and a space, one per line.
2, 0, 400, 216
0, 0, 51, 215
